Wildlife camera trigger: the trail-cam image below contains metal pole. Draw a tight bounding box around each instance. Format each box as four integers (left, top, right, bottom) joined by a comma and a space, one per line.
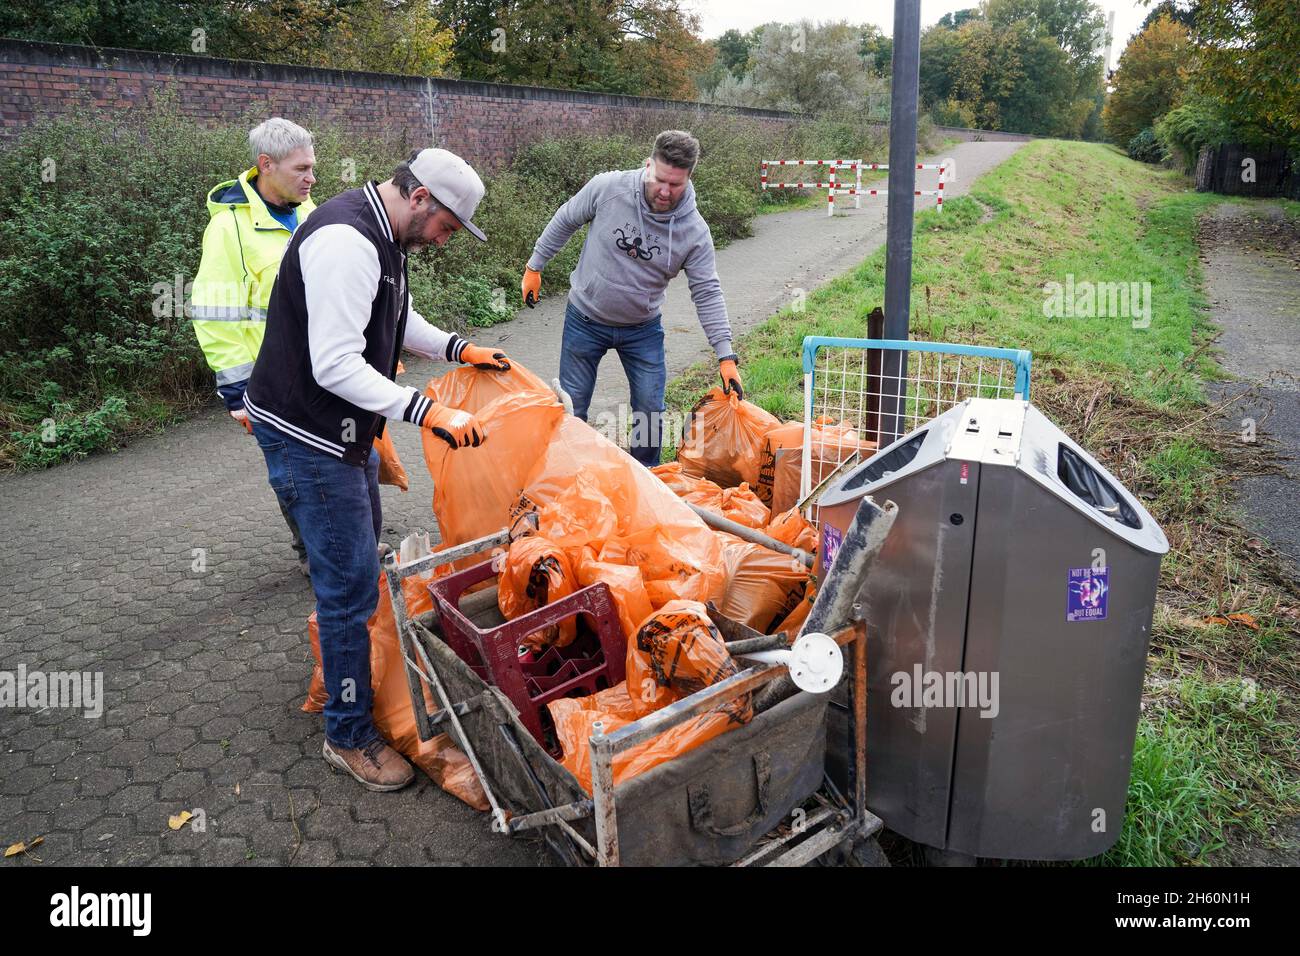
882, 0, 922, 444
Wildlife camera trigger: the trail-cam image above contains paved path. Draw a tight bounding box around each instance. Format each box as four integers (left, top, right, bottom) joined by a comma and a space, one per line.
1201, 201, 1300, 570
0, 141, 1023, 867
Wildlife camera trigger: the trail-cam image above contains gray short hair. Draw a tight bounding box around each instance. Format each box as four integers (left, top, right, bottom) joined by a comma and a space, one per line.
392, 150, 442, 210
249, 118, 313, 163
652, 130, 700, 173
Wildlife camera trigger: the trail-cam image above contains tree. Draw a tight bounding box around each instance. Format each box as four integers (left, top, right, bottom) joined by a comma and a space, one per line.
919, 2, 1100, 136
920, 23, 965, 107
984, 0, 1107, 85
695, 26, 753, 98
714, 28, 753, 76
745, 20, 876, 113
231, 0, 456, 76
432, 0, 713, 97
938, 8, 983, 29
858, 24, 892, 76
0, 0, 240, 54
1140, 0, 1196, 32
1102, 14, 1190, 145
1188, 0, 1300, 150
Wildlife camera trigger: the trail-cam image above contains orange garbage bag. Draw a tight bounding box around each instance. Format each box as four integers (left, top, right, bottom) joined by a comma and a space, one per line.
422, 384, 564, 553
515, 415, 725, 611
549, 691, 740, 794
714, 539, 811, 634
651, 463, 769, 529
536, 472, 619, 552
426, 362, 554, 416
549, 600, 751, 792
756, 422, 803, 507
718, 484, 771, 529
772, 583, 816, 637
677, 387, 781, 489
573, 547, 653, 641
369, 572, 488, 809
598, 524, 725, 609
765, 419, 879, 514
626, 599, 752, 720
373, 427, 409, 491
497, 534, 578, 650
766, 507, 817, 554
302, 571, 489, 811
650, 461, 718, 498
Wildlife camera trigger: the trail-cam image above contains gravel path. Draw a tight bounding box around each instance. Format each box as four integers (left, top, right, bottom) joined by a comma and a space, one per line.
0, 140, 1024, 867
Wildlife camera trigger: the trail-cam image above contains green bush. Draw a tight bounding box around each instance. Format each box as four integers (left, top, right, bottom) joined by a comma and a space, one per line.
1154, 97, 1233, 174
7, 395, 130, 468
1126, 128, 1164, 164
0, 91, 414, 468
0, 91, 895, 469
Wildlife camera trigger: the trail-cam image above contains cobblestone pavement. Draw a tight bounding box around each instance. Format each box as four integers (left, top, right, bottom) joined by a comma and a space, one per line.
0, 377, 548, 865
0, 142, 1024, 866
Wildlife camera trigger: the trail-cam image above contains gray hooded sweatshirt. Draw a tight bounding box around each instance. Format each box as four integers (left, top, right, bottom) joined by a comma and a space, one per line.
527, 167, 734, 359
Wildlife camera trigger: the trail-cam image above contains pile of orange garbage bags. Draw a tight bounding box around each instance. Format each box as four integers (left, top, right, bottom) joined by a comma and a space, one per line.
301, 363, 863, 802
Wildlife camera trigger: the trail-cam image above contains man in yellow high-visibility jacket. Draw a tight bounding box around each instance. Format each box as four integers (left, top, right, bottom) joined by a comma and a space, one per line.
191, 117, 318, 574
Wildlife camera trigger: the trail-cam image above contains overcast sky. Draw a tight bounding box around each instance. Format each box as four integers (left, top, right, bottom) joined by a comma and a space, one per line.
685, 0, 1155, 71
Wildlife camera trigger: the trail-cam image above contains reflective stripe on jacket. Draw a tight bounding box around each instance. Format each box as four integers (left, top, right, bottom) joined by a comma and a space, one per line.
190, 168, 316, 397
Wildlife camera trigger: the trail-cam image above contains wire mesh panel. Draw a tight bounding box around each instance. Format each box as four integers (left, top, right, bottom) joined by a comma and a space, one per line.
799, 337, 1032, 520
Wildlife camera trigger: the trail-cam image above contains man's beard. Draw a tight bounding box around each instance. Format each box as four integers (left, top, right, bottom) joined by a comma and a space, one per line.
402, 206, 437, 253
643, 183, 674, 211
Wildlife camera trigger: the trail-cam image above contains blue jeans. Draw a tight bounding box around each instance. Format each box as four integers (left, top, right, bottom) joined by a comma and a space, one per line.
560, 299, 667, 467
252, 420, 383, 749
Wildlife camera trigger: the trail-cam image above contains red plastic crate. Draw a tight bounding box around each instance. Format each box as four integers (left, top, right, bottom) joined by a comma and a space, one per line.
428, 559, 626, 754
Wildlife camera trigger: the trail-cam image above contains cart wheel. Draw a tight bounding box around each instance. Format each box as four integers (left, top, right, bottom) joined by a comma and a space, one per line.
846, 836, 891, 867
817, 835, 891, 867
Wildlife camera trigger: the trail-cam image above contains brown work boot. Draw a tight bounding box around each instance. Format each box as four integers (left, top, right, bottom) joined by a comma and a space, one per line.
322, 738, 415, 792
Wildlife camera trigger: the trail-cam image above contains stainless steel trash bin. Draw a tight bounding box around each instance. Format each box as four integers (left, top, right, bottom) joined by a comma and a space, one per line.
818, 397, 1168, 860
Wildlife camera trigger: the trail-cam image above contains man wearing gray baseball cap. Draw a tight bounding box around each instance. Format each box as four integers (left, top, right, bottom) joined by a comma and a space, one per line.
245, 147, 511, 792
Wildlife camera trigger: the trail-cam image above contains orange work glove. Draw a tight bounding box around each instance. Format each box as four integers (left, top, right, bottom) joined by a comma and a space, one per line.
521, 268, 541, 308
719, 356, 744, 400
460, 344, 511, 371
422, 403, 486, 450
230, 409, 253, 435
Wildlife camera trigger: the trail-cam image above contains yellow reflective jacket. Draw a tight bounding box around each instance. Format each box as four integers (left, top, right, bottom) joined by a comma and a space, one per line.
190, 167, 315, 407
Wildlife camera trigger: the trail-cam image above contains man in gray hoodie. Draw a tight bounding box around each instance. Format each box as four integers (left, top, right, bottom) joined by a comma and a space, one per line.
521, 130, 743, 466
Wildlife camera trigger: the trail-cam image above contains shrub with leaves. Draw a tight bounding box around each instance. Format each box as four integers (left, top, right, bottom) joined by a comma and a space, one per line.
1127, 128, 1165, 164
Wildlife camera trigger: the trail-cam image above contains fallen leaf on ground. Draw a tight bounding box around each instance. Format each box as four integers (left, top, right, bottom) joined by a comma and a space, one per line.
5, 836, 44, 857
167, 811, 194, 831
1202, 613, 1260, 629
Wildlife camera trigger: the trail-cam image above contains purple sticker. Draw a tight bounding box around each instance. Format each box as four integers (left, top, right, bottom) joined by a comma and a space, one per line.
822, 523, 843, 571
1067, 566, 1109, 622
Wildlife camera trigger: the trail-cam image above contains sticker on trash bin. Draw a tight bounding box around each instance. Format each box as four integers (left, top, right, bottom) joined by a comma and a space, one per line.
822, 524, 843, 571
1067, 567, 1108, 622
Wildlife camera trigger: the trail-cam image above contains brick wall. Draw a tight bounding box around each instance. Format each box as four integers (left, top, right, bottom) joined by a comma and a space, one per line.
0, 39, 1032, 168
0, 39, 808, 169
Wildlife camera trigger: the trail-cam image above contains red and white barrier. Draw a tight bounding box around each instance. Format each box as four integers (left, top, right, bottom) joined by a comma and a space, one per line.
761, 158, 954, 216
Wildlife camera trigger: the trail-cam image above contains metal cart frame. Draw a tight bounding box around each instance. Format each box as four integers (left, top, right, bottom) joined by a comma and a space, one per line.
382, 494, 896, 866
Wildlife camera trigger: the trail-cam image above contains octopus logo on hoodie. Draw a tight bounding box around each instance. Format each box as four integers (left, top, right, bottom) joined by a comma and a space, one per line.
613, 226, 661, 261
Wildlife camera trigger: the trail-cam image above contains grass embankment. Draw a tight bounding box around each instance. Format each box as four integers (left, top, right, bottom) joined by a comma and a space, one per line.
668, 139, 1300, 866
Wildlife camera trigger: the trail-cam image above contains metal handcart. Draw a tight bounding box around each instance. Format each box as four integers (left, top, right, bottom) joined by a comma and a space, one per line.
382, 494, 897, 867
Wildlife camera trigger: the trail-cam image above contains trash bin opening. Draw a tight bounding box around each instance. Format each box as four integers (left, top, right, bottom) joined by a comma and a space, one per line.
842, 430, 928, 492
1057, 443, 1142, 529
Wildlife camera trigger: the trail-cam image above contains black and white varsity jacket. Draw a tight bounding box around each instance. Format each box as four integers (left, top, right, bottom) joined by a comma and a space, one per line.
245, 180, 467, 465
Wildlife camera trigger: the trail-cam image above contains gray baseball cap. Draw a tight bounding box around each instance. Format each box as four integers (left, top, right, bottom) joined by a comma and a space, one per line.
409, 147, 487, 242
